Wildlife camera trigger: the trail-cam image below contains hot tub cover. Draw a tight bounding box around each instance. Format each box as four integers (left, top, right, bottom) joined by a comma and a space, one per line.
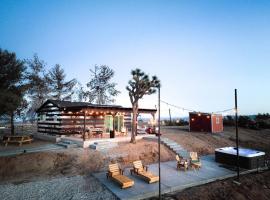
215, 147, 265, 157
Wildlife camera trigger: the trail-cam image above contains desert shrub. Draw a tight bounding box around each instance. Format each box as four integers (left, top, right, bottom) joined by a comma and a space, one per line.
163, 119, 188, 126
223, 116, 235, 126
256, 113, 270, 120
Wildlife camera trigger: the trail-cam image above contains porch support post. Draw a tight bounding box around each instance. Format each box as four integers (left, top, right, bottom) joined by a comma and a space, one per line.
112, 113, 116, 138
83, 110, 86, 141
151, 112, 156, 131
136, 112, 139, 136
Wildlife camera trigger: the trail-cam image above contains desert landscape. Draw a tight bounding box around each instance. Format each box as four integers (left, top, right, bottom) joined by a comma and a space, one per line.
0, 126, 269, 199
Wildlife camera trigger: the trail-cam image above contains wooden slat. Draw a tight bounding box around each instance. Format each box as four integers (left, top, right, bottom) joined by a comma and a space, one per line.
133, 161, 143, 168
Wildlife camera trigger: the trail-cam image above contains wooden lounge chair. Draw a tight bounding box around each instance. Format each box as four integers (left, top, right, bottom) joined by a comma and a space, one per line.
176, 155, 188, 171
190, 152, 202, 169
131, 160, 159, 184
106, 163, 134, 189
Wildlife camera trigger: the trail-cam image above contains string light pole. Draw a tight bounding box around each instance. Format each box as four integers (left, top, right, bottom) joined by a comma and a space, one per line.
235, 89, 240, 181
158, 85, 161, 199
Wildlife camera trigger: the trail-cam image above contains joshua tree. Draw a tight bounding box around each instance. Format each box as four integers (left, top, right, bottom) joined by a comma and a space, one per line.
85, 65, 120, 104
126, 68, 160, 143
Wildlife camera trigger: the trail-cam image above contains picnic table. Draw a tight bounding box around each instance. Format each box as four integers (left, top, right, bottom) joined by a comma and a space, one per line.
2, 135, 33, 147
91, 128, 103, 138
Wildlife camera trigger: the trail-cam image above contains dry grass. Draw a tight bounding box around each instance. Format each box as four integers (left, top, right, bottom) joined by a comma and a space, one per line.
109, 139, 175, 168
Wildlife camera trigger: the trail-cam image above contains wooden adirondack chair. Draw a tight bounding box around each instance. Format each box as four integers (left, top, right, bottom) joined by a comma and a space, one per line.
106, 163, 134, 189
176, 155, 188, 171
131, 160, 159, 184
190, 152, 202, 169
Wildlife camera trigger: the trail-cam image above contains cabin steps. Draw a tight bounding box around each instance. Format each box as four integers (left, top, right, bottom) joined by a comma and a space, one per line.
89, 140, 118, 151
56, 140, 78, 148
161, 138, 189, 157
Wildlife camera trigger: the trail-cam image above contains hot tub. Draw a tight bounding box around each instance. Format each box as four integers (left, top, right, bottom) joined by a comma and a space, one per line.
215, 147, 265, 169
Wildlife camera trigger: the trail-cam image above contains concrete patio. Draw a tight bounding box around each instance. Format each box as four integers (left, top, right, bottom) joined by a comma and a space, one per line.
93, 155, 236, 200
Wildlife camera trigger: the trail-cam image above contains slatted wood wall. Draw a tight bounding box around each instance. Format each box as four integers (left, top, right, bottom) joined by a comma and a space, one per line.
37, 103, 133, 135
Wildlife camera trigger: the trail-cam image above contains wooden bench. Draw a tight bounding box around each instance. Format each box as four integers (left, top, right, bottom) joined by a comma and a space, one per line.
3, 135, 33, 147
107, 163, 134, 189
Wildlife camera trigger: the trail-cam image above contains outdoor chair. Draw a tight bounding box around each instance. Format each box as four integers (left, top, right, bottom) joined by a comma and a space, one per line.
106, 163, 134, 189
176, 155, 188, 171
189, 152, 202, 169
130, 160, 159, 184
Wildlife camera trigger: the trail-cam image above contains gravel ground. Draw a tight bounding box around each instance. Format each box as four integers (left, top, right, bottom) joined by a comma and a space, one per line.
0, 175, 116, 200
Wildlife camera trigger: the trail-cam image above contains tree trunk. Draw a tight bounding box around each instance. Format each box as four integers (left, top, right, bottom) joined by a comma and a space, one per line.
11, 111, 15, 135
130, 102, 138, 144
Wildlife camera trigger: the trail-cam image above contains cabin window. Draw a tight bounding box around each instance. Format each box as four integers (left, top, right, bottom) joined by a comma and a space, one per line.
114, 115, 124, 132
53, 115, 58, 122
40, 114, 46, 121
104, 115, 113, 133
216, 117, 220, 124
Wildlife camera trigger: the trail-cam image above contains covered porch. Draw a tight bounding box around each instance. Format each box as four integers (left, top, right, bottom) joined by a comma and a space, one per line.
61, 106, 157, 141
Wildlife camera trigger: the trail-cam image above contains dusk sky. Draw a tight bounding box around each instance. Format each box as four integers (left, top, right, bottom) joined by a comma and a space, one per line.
1, 0, 269, 117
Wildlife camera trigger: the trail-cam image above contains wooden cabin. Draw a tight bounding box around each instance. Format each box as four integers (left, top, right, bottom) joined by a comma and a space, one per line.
36, 100, 156, 139
189, 112, 223, 133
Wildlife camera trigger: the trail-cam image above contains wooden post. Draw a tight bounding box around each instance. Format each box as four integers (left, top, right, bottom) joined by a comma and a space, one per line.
158, 86, 161, 199
235, 89, 240, 181
83, 110, 86, 141
151, 113, 156, 132
169, 108, 172, 125
112, 113, 116, 138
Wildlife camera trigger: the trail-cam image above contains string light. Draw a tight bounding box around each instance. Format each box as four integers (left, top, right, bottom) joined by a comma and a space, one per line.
161, 99, 234, 115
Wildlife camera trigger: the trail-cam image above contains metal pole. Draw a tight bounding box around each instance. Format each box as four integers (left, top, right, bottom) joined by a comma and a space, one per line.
235, 89, 240, 181
169, 108, 172, 125
158, 86, 161, 199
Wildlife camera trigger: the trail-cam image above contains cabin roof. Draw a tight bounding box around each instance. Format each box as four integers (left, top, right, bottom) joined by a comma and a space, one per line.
48, 99, 123, 109
189, 112, 222, 116
37, 99, 157, 113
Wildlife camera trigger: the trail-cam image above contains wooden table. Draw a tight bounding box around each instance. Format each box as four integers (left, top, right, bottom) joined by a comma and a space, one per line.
91, 129, 103, 138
